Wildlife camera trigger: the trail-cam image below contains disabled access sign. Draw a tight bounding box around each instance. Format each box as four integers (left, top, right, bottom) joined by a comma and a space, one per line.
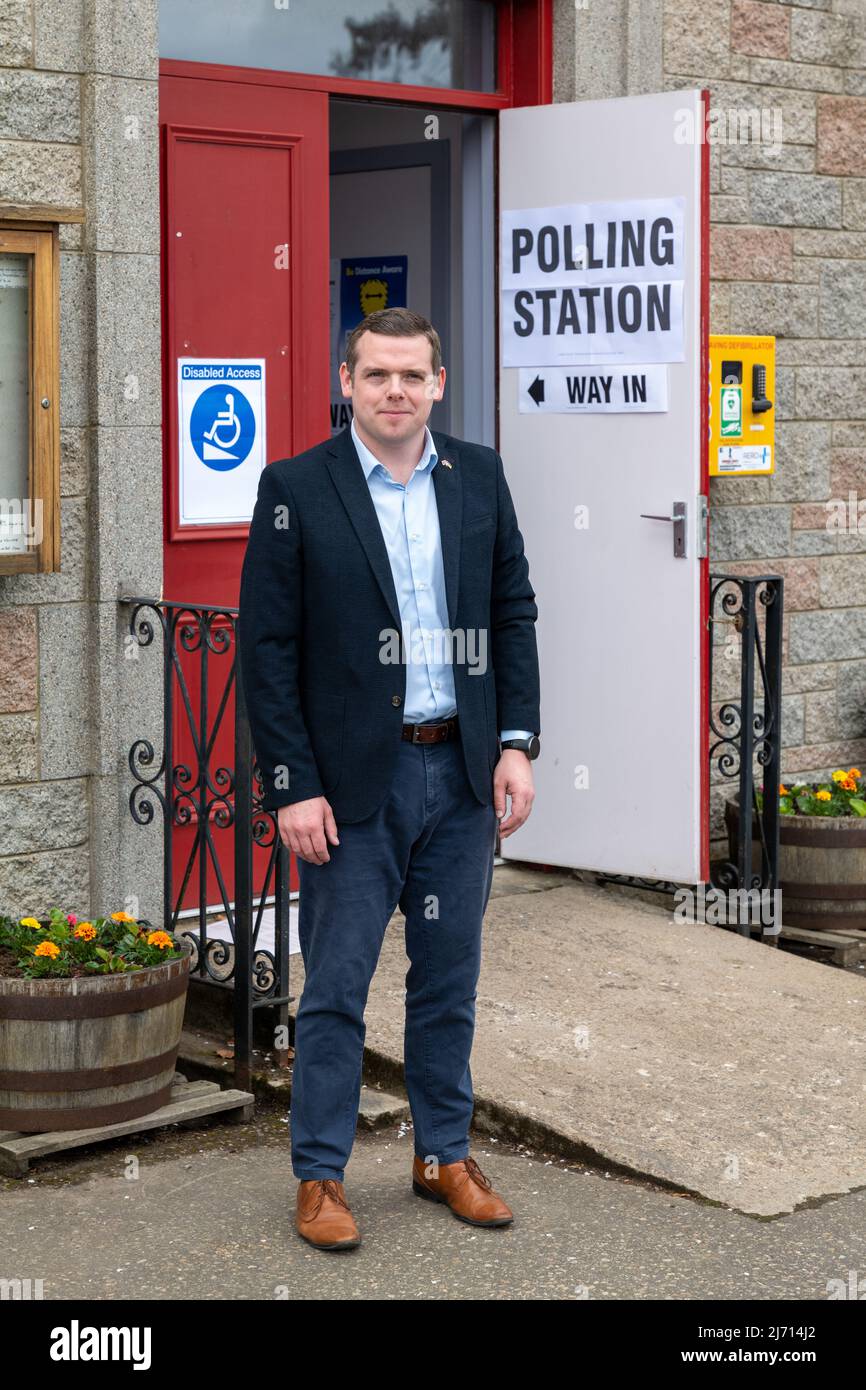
177, 358, 266, 525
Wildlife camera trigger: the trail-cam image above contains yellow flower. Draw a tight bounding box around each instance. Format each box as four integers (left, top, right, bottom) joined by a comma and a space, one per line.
20, 916, 43, 929
779, 783, 789, 795
831, 770, 847, 783
849, 768, 861, 779
34, 940, 60, 958
111, 910, 137, 923
74, 922, 97, 941
816, 789, 832, 801
146, 930, 173, 950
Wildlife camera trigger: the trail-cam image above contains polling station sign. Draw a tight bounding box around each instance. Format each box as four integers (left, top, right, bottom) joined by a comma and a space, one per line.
501, 196, 685, 367
177, 359, 266, 526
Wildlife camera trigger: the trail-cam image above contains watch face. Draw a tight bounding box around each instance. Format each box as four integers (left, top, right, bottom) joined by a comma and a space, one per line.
528, 735, 541, 760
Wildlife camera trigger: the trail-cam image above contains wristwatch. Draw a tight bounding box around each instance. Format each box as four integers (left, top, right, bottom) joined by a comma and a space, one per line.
500, 734, 541, 760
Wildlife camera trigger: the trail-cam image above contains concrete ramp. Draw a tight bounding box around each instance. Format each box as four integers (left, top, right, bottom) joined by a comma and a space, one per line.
290, 869, 866, 1217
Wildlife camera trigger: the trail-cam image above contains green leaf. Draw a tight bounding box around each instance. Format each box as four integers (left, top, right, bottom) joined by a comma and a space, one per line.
849, 797, 866, 817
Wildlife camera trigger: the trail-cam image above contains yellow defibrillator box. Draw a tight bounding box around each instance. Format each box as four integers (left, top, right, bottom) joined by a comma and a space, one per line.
709, 334, 775, 477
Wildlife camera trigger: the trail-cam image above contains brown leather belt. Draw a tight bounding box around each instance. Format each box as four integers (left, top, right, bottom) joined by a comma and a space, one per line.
401, 715, 459, 744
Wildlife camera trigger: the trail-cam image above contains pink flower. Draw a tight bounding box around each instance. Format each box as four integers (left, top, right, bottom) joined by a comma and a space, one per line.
67, 913, 77, 925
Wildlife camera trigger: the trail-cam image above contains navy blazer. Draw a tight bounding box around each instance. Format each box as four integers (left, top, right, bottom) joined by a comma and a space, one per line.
237, 423, 541, 821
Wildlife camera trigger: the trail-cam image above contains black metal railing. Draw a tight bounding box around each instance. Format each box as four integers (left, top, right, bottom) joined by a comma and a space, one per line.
119, 596, 291, 1089
708, 573, 783, 926
595, 574, 783, 938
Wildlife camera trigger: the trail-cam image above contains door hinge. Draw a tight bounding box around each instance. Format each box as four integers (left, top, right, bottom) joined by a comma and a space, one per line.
697, 494, 708, 559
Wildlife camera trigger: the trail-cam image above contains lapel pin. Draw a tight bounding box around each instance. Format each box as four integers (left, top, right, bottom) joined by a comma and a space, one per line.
440, 458, 453, 469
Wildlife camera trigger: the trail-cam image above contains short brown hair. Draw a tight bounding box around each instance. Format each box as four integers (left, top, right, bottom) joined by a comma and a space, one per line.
344, 307, 442, 379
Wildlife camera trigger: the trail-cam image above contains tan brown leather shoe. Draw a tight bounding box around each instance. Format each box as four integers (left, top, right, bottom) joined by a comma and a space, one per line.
412, 1155, 514, 1227
295, 1179, 361, 1250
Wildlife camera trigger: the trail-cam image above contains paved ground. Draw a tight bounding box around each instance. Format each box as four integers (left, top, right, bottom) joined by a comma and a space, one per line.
2, 1106, 865, 1300
290, 865, 866, 1218
3, 863, 864, 1302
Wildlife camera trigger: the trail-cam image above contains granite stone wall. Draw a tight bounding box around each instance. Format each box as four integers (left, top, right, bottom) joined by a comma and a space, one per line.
0, 0, 164, 920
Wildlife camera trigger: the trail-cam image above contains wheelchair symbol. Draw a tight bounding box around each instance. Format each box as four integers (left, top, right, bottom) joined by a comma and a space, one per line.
203, 392, 241, 452
189, 382, 257, 471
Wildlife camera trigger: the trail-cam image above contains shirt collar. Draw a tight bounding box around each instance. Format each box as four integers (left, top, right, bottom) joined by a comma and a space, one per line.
351, 416, 438, 480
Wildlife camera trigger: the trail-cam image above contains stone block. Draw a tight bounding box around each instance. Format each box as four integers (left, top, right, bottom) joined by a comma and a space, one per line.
710, 504, 791, 560
0, 713, 38, 782
0, 608, 37, 712
0, 70, 80, 142
731, 0, 790, 58
0, 779, 89, 856
749, 171, 842, 227
769, 422, 832, 501
789, 608, 866, 662
710, 225, 793, 280
728, 281, 819, 336
817, 95, 866, 176
0, 0, 32, 67
664, 0, 731, 76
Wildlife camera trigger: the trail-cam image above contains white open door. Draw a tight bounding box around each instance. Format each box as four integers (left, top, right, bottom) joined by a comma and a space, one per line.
498, 89, 709, 883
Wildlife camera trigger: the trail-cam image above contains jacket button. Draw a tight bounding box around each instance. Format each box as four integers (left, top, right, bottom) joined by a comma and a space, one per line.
391, 695, 402, 706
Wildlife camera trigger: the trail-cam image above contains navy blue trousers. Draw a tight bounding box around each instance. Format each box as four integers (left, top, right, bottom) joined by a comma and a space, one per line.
291, 731, 498, 1182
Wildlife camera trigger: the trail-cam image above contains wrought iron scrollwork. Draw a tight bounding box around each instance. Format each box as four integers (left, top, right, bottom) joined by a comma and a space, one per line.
709, 574, 783, 928
119, 595, 293, 1088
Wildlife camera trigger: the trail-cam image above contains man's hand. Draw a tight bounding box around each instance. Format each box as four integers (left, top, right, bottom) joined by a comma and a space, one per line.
277, 796, 340, 864
493, 749, 535, 839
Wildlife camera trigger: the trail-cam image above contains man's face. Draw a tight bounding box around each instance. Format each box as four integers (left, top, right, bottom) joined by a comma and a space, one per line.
340, 332, 445, 447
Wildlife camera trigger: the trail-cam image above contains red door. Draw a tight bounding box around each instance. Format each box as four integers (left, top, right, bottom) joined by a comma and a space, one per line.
159, 74, 329, 914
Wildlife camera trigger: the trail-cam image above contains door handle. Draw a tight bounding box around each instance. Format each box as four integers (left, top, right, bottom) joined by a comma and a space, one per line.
639, 500, 687, 558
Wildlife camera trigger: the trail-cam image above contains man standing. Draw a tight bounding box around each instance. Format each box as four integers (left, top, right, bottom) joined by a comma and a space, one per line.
238, 307, 540, 1251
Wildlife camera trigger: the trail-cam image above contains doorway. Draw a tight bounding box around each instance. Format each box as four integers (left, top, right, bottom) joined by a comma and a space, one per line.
329, 97, 496, 443
159, 72, 498, 923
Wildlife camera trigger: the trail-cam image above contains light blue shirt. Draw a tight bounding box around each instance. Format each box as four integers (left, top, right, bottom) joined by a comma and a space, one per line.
350, 416, 532, 743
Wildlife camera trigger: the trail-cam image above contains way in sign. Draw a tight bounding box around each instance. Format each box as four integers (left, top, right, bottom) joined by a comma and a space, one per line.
519, 365, 668, 414
567, 373, 642, 404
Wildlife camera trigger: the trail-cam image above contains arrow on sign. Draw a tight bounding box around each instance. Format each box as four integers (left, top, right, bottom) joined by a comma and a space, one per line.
527, 374, 545, 406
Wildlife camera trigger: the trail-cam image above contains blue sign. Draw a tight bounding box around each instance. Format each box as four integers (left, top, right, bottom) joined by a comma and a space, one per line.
189, 381, 258, 472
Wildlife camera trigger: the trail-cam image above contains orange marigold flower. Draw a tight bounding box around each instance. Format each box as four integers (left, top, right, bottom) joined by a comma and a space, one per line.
841, 777, 857, 791
779, 783, 789, 795
73, 922, 97, 941
111, 910, 137, 923
146, 930, 173, 950
20, 916, 42, 929
34, 940, 60, 958
816, 789, 832, 801
849, 768, 861, 779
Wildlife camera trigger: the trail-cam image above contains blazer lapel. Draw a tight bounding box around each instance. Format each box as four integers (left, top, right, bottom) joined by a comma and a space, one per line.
325, 423, 464, 633
430, 429, 462, 630
325, 425, 401, 631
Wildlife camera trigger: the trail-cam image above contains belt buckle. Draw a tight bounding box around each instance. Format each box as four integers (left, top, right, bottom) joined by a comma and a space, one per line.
412, 719, 446, 743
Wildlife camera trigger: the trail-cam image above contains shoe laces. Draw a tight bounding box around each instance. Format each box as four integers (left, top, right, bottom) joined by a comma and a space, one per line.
309, 1179, 350, 1215
464, 1157, 493, 1191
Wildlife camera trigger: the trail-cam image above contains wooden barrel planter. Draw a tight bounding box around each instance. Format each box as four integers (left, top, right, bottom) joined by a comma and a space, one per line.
0, 941, 191, 1133
725, 792, 866, 931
